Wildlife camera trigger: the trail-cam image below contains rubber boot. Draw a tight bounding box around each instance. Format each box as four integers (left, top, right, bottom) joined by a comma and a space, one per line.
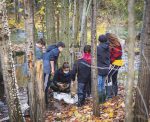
99, 90, 106, 104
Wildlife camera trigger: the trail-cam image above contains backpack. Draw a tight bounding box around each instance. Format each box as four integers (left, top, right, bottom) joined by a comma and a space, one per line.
46, 45, 57, 52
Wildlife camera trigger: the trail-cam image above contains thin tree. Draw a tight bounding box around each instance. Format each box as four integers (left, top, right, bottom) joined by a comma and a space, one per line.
125, 0, 136, 121
56, 0, 60, 41
73, 0, 80, 44
46, 0, 56, 44
91, 0, 99, 117
0, 1, 24, 121
14, 0, 20, 23
133, 0, 150, 121
80, 0, 87, 51
60, 0, 69, 61
23, 0, 36, 121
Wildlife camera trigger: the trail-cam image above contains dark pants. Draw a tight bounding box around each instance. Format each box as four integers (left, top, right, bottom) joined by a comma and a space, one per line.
86, 79, 91, 97
51, 82, 70, 93
107, 65, 120, 97
78, 82, 87, 105
44, 73, 51, 104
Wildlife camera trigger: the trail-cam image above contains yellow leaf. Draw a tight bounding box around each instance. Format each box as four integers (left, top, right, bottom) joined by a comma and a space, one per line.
109, 112, 114, 118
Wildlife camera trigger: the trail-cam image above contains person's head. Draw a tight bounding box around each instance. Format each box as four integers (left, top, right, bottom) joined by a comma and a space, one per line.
84, 45, 91, 53
56, 42, 65, 52
62, 62, 70, 74
98, 35, 107, 43
36, 38, 46, 48
105, 33, 120, 47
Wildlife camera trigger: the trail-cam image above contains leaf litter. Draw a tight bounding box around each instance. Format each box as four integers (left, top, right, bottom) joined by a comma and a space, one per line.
44, 85, 125, 122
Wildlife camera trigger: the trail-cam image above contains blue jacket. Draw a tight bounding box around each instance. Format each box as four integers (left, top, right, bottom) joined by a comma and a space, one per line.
71, 59, 91, 83
35, 46, 42, 60
97, 41, 110, 76
43, 48, 60, 74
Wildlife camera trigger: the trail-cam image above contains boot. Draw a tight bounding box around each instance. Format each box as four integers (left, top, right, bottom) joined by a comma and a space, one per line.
106, 85, 113, 99
99, 90, 106, 104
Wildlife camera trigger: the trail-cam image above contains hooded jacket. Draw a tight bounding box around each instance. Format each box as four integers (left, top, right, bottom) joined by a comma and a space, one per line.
97, 41, 110, 76
71, 59, 91, 83
53, 68, 71, 85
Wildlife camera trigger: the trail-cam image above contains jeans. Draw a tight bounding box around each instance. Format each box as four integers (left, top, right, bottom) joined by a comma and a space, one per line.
98, 75, 106, 92
78, 82, 87, 105
98, 75, 106, 103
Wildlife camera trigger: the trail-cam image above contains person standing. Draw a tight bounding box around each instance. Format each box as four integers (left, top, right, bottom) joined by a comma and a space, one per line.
71, 45, 91, 107
106, 33, 123, 98
97, 35, 110, 103
43, 41, 65, 104
35, 38, 46, 60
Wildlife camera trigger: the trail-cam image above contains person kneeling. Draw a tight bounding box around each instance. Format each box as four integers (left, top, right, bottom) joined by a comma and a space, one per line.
51, 62, 71, 93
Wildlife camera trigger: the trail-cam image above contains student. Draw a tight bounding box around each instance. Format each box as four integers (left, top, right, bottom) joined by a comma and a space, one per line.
43, 41, 65, 104
51, 62, 71, 93
71, 45, 91, 107
82, 45, 92, 97
97, 35, 110, 103
35, 38, 46, 60
106, 33, 123, 97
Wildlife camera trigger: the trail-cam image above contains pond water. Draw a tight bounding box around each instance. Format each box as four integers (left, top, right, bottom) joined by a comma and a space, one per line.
10, 29, 44, 43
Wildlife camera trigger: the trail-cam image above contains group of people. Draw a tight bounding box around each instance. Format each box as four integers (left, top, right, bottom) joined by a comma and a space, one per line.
35, 32, 123, 107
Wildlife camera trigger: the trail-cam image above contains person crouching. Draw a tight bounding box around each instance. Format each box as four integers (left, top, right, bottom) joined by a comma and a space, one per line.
51, 62, 71, 93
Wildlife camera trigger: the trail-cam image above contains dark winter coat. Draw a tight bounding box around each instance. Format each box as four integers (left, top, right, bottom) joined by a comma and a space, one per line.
97, 41, 110, 76
71, 59, 91, 83
53, 68, 71, 85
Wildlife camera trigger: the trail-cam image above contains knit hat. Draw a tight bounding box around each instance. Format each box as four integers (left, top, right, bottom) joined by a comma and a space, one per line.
98, 35, 107, 43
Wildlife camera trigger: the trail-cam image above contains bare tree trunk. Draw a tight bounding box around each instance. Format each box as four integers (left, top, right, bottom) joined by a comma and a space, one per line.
80, 0, 87, 51
60, 0, 69, 61
56, 0, 60, 41
46, 0, 56, 44
91, 0, 99, 117
35, 60, 45, 122
24, 0, 36, 121
133, 0, 150, 122
14, 0, 20, 23
0, 1, 24, 121
74, 0, 79, 44
125, 0, 135, 122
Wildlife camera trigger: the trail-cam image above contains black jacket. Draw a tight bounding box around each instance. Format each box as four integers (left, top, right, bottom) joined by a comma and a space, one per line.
97, 41, 110, 76
71, 59, 91, 83
53, 69, 71, 85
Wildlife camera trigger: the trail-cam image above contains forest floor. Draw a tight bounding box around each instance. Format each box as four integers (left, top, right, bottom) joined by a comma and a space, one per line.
0, 83, 125, 122
43, 84, 125, 122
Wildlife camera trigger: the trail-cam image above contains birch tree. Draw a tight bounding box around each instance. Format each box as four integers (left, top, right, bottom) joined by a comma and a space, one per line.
0, 1, 24, 121
91, 0, 99, 117
125, 0, 135, 121
133, 0, 150, 121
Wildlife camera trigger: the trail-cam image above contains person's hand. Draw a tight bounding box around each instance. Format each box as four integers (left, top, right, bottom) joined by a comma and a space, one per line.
57, 83, 63, 87
57, 83, 65, 90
